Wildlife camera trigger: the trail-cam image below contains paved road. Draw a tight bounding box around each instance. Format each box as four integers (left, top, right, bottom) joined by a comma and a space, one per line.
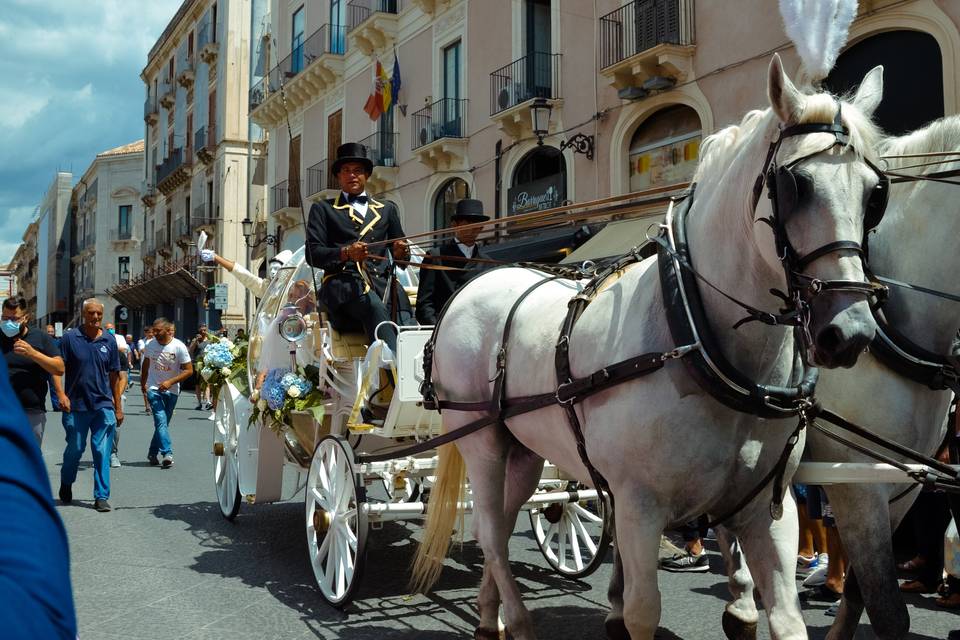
42, 387, 957, 639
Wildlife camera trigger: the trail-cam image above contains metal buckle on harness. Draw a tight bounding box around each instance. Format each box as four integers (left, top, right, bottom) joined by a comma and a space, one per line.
556, 380, 577, 405
661, 343, 699, 361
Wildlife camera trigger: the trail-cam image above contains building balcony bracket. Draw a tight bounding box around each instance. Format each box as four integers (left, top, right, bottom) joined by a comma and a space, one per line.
272, 207, 304, 230
348, 14, 399, 57
601, 43, 695, 91
200, 42, 219, 65
409, 0, 454, 15
156, 167, 192, 197
160, 88, 176, 109
177, 69, 196, 89
367, 166, 399, 197
145, 111, 159, 126
414, 137, 469, 172
492, 98, 562, 141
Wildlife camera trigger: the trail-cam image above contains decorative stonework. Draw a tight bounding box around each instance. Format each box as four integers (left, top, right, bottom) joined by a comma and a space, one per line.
600, 43, 696, 91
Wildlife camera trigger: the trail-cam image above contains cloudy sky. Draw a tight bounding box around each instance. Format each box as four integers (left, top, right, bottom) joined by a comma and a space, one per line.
0, 0, 182, 265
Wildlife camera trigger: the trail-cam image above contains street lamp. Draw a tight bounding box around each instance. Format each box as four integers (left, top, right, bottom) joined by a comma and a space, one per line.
241, 217, 278, 248
530, 97, 553, 145
119, 262, 130, 284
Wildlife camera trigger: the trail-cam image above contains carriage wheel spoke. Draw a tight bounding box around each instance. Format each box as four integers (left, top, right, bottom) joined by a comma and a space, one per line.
572, 502, 603, 524
573, 512, 598, 556
568, 518, 584, 570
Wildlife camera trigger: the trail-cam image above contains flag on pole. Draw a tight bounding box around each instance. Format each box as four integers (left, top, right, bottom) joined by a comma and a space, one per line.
378, 60, 392, 113
363, 61, 384, 120
390, 52, 402, 110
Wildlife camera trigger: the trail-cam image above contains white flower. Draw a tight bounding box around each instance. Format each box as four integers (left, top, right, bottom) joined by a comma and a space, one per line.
201, 367, 214, 381
220, 367, 231, 376
250, 389, 260, 402
257, 399, 267, 410
287, 386, 302, 398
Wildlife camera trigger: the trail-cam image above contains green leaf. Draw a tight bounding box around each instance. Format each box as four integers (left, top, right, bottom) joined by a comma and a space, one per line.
306, 404, 325, 423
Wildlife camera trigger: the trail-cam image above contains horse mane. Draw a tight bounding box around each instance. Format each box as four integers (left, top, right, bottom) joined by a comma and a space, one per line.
879, 114, 960, 170
692, 90, 883, 188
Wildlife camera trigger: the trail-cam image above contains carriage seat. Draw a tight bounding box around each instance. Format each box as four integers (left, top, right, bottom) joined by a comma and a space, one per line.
316, 311, 368, 360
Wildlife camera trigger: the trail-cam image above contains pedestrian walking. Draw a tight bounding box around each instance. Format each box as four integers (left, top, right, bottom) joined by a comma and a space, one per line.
1, 297, 64, 445
58, 299, 123, 513
137, 327, 154, 415
141, 318, 193, 469
45, 324, 65, 413
188, 324, 211, 410
104, 323, 129, 468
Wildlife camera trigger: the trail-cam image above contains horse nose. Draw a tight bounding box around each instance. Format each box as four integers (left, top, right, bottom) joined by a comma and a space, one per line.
815, 323, 872, 368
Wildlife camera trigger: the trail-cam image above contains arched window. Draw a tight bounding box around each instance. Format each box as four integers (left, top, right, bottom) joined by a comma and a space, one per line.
628, 104, 701, 192
508, 146, 566, 215
433, 178, 470, 229
825, 31, 943, 136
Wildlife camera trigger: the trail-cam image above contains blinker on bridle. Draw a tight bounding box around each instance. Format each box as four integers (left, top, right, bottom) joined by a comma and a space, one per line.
750, 100, 889, 316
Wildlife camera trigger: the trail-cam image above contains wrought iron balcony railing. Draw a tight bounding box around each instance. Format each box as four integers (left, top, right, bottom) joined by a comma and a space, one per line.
599, 0, 695, 70
412, 98, 468, 149
490, 52, 561, 115
306, 160, 329, 197
347, 0, 400, 32
357, 131, 398, 167
271, 181, 290, 213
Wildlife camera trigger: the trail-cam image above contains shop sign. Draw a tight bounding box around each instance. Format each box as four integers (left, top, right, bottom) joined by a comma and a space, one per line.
507, 173, 566, 216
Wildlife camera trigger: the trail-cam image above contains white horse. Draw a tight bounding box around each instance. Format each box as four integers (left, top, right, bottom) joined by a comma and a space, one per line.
411, 55, 885, 640
717, 114, 960, 640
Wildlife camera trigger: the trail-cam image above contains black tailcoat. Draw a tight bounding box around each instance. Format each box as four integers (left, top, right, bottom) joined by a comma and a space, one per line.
306, 194, 410, 313
415, 241, 492, 325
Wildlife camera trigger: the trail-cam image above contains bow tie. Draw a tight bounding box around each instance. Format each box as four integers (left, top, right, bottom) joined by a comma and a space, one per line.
346, 193, 368, 205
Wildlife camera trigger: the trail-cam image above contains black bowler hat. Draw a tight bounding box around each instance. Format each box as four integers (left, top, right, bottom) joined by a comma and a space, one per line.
331, 142, 374, 176
452, 199, 490, 223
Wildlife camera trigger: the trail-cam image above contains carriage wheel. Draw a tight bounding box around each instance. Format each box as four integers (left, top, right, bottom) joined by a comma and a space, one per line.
305, 435, 368, 608
212, 390, 241, 521
528, 484, 612, 579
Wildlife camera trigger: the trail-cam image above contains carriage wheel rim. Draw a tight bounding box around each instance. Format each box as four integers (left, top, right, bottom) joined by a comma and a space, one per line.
213, 395, 239, 518
530, 494, 609, 577
306, 436, 366, 606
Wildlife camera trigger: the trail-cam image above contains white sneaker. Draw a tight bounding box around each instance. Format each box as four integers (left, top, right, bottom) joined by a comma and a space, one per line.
110, 453, 121, 468
802, 559, 830, 588
207, 411, 216, 421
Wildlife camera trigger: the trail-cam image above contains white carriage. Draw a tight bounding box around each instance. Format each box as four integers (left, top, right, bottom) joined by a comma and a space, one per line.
211, 247, 612, 607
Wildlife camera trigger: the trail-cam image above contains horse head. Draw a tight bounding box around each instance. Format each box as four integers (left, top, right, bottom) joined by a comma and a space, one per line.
761, 54, 885, 368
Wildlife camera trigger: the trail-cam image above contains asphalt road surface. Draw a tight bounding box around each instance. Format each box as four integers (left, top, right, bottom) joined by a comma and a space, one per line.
42, 386, 958, 639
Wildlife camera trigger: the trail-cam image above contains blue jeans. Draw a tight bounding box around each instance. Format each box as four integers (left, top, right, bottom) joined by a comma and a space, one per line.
147, 390, 179, 457
61, 409, 116, 501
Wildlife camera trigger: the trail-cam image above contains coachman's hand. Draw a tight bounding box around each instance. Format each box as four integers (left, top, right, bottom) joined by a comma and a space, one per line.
392, 239, 410, 261
342, 242, 369, 262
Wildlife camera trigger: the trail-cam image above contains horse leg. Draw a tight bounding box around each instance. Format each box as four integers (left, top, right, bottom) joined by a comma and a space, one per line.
824, 485, 912, 640
475, 445, 545, 638
615, 497, 668, 639
716, 526, 760, 640
461, 435, 537, 640
734, 494, 806, 640
604, 529, 630, 640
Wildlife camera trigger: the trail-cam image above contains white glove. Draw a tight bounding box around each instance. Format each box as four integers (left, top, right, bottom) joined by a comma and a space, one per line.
200, 249, 215, 263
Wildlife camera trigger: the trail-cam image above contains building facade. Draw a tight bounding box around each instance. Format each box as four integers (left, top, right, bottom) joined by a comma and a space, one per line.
34, 172, 73, 328
73, 140, 146, 335
115, 0, 261, 336
10, 220, 39, 323
249, 0, 960, 262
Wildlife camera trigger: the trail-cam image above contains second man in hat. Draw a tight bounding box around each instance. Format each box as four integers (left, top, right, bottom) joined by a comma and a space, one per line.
416, 199, 492, 325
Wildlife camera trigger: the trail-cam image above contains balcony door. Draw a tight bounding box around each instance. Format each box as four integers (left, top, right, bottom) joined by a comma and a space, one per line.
292, 6, 305, 74
327, 109, 342, 175
289, 135, 301, 207
330, 0, 346, 54
118, 205, 131, 239
442, 41, 462, 137
524, 0, 551, 100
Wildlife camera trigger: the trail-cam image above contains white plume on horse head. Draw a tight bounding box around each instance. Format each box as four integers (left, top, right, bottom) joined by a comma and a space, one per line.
779, 0, 859, 83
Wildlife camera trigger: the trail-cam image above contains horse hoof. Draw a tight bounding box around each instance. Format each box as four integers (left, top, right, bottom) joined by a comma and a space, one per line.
474, 628, 499, 640
722, 611, 758, 640
604, 617, 631, 640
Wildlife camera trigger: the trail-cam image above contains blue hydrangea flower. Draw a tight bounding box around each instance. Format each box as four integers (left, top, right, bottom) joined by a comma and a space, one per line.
203, 342, 235, 369
262, 368, 290, 411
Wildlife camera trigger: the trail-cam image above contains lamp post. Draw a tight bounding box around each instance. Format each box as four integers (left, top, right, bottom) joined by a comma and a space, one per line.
241, 217, 278, 248
530, 97, 553, 145
119, 261, 130, 284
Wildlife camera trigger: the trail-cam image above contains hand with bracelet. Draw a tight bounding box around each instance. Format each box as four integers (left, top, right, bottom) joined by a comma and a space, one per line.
341, 242, 368, 262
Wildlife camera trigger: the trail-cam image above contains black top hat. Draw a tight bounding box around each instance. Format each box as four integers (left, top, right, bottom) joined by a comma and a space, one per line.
452, 198, 490, 223
331, 142, 374, 176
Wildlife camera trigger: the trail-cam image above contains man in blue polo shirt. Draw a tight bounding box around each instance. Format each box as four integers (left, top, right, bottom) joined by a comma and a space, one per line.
59, 299, 123, 512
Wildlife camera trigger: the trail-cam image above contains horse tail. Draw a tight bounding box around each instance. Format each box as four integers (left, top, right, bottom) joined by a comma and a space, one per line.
411, 442, 466, 593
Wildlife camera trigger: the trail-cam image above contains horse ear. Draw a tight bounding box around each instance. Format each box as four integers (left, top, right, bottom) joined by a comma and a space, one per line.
767, 53, 804, 124
852, 65, 884, 118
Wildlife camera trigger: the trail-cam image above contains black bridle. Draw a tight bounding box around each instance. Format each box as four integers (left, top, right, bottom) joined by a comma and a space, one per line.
750, 102, 889, 351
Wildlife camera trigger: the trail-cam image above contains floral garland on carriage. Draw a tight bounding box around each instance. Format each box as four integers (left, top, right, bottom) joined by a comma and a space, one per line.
197, 336, 250, 403
248, 364, 326, 435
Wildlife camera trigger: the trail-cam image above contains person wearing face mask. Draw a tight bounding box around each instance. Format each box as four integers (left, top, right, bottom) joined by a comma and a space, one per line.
0, 298, 64, 446
199, 249, 294, 299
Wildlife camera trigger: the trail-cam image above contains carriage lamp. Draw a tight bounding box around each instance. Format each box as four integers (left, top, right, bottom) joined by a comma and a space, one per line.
241, 216, 278, 248
278, 304, 307, 343
530, 97, 553, 145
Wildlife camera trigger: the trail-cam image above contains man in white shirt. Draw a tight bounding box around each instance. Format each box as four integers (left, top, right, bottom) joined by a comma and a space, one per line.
140, 318, 193, 469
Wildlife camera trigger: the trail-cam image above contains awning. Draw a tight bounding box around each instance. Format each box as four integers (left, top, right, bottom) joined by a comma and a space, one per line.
110, 267, 205, 309
561, 214, 664, 264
